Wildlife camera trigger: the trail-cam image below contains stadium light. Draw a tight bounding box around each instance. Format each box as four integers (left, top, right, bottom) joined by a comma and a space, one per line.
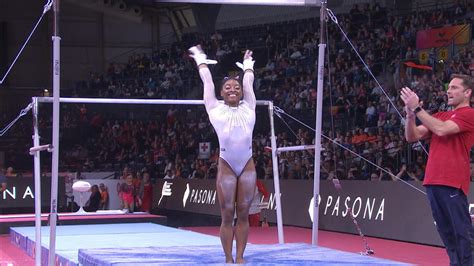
157, 0, 321, 6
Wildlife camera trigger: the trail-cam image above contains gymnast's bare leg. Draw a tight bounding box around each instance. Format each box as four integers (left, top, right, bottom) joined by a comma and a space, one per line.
234, 159, 256, 264
216, 158, 256, 264
216, 158, 237, 263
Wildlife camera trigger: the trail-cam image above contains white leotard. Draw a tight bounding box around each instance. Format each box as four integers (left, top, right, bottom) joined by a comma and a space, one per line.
199, 67, 256, 176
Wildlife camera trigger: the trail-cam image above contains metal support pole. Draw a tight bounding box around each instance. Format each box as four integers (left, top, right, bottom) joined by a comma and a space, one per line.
49, 0, 61, 264
32, 97, 42, 266
268, 102, 284, 243
312, 0, 327, 246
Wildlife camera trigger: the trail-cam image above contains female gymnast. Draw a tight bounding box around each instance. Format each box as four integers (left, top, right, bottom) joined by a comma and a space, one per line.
189, 45, 257, 264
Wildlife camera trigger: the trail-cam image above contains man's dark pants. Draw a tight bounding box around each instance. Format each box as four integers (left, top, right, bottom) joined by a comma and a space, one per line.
426, 185, 473, 266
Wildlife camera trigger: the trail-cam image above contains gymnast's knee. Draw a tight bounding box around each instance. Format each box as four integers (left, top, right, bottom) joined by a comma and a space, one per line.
235, 204, 251, 220
220, 208, 234, 225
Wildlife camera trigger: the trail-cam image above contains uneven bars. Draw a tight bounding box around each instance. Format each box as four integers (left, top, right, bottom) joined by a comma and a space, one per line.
34, 96, 285, 244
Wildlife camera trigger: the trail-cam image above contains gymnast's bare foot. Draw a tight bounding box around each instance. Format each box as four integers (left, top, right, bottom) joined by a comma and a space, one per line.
236, 257, 245, 264
225, 256, 234, 264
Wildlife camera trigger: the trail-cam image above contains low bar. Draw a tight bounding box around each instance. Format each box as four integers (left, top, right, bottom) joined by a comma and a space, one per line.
29, 144, 53, 155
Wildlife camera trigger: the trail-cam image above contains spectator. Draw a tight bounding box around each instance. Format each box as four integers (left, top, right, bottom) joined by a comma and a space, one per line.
99, 183, 109, 210
84, 185, 101, 212
5, 167, 15, 177
121, 174, 136, 213
163, 169, 175, 179
139, 172, 153, 212
0, 170, 6, 193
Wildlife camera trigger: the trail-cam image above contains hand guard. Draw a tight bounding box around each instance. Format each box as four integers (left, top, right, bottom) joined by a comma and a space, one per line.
188, 46, 217, 66
236, 58, 255, 72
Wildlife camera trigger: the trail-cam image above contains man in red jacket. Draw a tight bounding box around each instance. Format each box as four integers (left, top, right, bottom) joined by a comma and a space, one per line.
249, 179, 270, 227
401, 74, 474, 265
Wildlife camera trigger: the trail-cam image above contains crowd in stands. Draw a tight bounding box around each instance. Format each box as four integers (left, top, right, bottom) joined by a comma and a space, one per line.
2, 1, 474, 185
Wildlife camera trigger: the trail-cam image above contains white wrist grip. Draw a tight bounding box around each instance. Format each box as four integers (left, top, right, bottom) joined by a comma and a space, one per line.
193, 53, 217, 66
189, 46, 217, 66
236, 58, 254, 71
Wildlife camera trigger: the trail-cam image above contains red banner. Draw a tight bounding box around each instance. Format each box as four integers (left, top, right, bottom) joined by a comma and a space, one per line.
404, 61, 432, 71
416, 24, 471, 49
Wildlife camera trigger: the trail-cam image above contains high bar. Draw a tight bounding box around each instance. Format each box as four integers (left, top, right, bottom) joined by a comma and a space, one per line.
156, 0, 321, 6
36, 97, 272, 106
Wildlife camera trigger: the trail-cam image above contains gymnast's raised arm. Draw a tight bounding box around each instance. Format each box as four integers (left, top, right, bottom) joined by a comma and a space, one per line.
188, 45, 219, 112
240, 50, 256, 110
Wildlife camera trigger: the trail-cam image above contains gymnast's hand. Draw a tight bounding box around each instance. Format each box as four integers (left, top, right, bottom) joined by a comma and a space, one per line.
243, 50, 253, 60
188, 45, 217, 66
236, 50, 255, 72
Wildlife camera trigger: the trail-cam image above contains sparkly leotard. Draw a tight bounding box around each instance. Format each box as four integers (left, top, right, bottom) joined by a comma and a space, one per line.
200, 68, 256, 176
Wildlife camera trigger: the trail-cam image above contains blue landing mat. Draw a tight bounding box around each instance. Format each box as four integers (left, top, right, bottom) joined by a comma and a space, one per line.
78, 243, 410, 265
10, 223, 222, 265
11, 222, 182, 237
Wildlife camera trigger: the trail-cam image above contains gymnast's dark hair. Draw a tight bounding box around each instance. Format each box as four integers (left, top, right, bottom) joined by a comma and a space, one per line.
220, 73, 243, 90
